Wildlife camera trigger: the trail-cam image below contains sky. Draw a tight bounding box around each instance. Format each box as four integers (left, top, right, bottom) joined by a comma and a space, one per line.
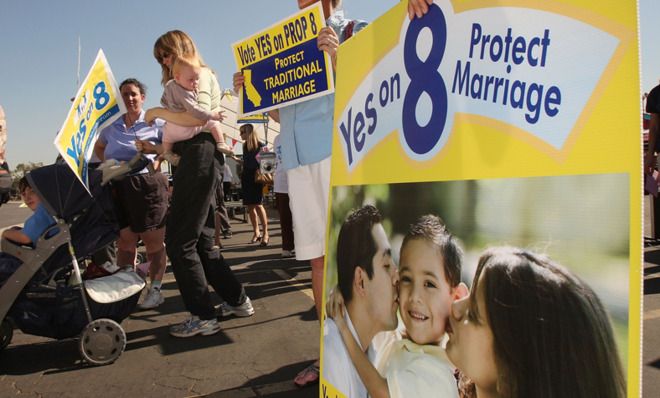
0, 0, 656, 167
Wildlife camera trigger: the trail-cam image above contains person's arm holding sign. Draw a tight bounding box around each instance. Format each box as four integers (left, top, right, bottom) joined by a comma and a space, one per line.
317, 26, 340, 70
407, 0, 433, 19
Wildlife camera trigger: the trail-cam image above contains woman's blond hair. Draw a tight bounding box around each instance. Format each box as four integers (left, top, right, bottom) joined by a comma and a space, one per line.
240, 124, 259, 152
153, 30, 207, 86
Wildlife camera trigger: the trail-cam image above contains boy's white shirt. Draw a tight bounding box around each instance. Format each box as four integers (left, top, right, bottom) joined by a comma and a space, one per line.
373, 327, 459, 398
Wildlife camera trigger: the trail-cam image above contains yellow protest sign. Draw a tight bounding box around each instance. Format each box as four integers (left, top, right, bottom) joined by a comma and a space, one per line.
54, 49, 125, 190
321, 1, 639, 397
232, 2, 334, 116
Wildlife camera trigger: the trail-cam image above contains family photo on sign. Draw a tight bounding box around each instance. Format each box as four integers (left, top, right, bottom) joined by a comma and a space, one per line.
321, 178, 628, 398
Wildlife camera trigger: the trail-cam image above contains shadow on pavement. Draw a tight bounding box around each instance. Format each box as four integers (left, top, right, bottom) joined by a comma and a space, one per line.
0, 339, 86, 375
648, 357, 660, 369
646, 248, 660, 265
203, 360, 319, 398
645, 277, 660, 295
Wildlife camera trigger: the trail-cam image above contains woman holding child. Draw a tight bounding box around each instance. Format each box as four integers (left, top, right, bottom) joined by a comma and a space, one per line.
144, 30, 253, 338
328, 219, 625, 398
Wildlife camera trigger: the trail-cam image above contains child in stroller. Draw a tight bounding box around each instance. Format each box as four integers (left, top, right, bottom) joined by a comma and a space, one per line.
0, 176, 58, 286
1, 176, 56, 246
0, 163, 145, 365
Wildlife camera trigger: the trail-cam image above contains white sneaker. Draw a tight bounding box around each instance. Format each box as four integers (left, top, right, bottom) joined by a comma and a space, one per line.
139, 288, 164, 309
282, 250, 295, 258
216, 297, 255, 317
169, 316, 221, 337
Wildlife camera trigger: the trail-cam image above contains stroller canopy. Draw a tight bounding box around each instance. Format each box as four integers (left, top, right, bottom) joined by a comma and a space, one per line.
28, 164, 105, 222
25, 163, 118, 261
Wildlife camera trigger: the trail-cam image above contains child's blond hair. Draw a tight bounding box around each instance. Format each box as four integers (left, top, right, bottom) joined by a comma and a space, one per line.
172, 55, 201, 76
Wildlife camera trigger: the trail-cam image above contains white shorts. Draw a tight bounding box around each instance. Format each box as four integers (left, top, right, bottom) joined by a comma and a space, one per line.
287, 157, 331, 261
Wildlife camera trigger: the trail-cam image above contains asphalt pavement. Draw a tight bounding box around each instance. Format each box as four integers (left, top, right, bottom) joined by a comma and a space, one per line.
0, 201, 320, 398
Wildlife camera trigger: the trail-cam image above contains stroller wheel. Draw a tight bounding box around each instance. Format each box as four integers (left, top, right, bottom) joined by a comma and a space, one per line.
136, 252, 147, 265
79, 318, 126, 366
0, 319, 13, 350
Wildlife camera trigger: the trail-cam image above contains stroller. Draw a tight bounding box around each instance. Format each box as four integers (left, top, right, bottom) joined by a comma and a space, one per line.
0, 163, 145, 365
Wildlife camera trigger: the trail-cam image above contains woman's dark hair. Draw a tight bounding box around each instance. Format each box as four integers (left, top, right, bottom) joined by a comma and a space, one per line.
470, 247, 626, 398
119, 78, 147, 95
336, 205, 382, 303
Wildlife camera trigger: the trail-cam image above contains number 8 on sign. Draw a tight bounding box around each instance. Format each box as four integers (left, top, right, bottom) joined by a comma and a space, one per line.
402, 4, 448, 156
93, 82, 110, 110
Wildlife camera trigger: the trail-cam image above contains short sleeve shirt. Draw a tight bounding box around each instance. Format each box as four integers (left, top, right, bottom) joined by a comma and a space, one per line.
98, 110, 163, 172
160, 68, 222, 121
278, 13, 368, 171
23, 204, 56, 245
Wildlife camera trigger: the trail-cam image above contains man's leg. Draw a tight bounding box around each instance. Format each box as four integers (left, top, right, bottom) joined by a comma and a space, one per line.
276, 192, 295, 252
287, 158, 331, 386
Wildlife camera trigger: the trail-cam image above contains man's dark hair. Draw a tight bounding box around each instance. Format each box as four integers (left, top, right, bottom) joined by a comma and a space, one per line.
336, 205, 382, 303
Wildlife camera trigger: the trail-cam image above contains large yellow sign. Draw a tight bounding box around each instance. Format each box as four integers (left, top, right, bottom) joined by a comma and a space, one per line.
321, 0, 639, 397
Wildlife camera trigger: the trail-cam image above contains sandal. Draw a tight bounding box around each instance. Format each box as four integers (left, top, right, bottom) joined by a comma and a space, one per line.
260, 235, 269, 246
293, 362, 320, 387
250, 234, 262, 244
